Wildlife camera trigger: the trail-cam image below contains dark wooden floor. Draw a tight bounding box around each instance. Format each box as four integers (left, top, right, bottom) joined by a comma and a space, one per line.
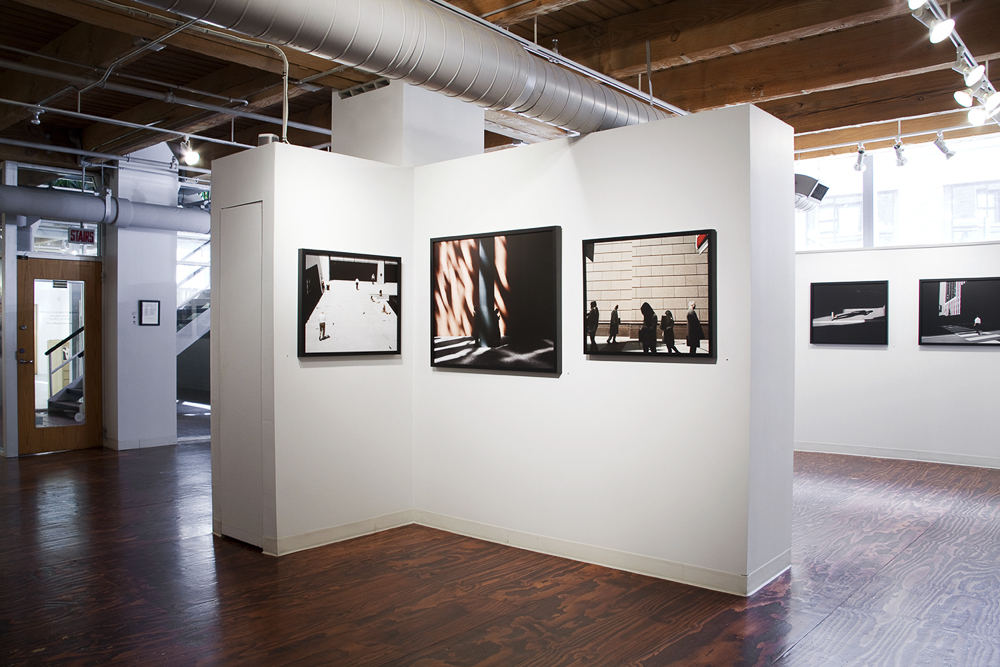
2, 445, 999, 666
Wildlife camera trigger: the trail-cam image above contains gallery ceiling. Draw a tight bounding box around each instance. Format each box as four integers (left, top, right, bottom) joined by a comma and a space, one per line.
1, 0, 999, 178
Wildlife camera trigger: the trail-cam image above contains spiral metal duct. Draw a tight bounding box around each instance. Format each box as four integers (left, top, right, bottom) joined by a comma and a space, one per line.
132, 0, 670, 133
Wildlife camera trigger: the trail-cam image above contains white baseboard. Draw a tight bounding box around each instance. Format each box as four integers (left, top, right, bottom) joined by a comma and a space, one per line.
413, 510, 757, 596
795, 441, 1000, 470
104, 436, 178, 451
265, 509, 416, 556
746, 549, 791, 595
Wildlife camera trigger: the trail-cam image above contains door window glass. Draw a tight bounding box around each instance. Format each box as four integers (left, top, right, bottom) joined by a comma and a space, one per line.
34, 279, 86, 427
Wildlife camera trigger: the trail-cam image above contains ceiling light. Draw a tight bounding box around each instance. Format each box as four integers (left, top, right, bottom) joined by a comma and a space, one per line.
180, 138, 200, 166
968, 105, 988, 126
985, 91, 1000, 114
908, 0, 928, 8
953, 54, 986, 87
912, 7, 955, 44
954, 89, 975, 107
854, 145, 866, 172
894, 141, 907, 167
934, 132, 956, 159
30, 110, 42, 125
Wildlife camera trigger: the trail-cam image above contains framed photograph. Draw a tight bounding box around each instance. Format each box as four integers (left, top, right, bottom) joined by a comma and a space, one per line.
810, 281, 888, 345
139, 300, 160, 326
919, 277, 1000, 346
297, 249, 401, 357
582, 230, 716, 360
431, 226, 561, 374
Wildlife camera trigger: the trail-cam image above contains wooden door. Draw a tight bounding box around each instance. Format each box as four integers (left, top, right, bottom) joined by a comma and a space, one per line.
17, 257, 103, 454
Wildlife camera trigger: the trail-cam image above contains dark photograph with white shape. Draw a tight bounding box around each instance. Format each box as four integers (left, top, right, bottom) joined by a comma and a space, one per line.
431, 226, 561, 374
297, 249, 401, 357
919, 277, 1000, 346
810, 280, 888, 345
582, 230, 716, 360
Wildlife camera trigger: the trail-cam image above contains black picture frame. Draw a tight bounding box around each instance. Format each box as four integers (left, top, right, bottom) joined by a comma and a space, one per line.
810, 280, 888, 345
582, 229, 716, 360
297, 248, 401, 357
918, 277, 1000, 346
430, 226, 561, 374
138, 300, 160, 326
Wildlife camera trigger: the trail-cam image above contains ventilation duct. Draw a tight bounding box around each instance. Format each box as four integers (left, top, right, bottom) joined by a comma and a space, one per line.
0, 184, 210, 234
132, 0, 671, 134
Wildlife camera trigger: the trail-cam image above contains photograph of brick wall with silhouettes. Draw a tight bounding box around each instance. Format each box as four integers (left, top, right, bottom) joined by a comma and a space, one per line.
431, 226, 561, 374
583, 230, 715, 360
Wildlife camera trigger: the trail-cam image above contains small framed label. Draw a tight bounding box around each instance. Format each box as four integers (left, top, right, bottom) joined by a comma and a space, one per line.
139, 300, 160, 326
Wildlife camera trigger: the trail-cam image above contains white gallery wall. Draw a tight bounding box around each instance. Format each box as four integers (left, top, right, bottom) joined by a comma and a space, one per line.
211, 144, 415, 553
796, 242, 1000, 469
412, 105, 795, 594
210, 103, 795, 595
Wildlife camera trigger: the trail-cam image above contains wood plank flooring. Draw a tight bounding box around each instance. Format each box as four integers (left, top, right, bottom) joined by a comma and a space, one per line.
1, 445, 999, 666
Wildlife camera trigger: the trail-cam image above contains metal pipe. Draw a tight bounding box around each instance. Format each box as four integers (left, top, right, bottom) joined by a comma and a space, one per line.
0, 183, 210, 233
0, 58, 332, 136
0, 98, 254, 150
0, 137, 211, 174
131, 0, 675, 133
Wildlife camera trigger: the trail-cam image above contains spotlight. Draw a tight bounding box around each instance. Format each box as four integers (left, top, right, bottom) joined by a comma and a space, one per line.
934, 132, 956, 159
30, 110, 42, 125
854, 145, 866, 172
907, 0, 927, 8
955, 60, 986, 88
894, 141, 907, 167
968, 105, 988, 126
179, 138, 200, 166
954, 89, 974, 107
985, 91, 1000, 114
912, 7, 955, 44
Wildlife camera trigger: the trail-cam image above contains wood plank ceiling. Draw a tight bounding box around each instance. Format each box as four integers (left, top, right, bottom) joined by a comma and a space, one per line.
0, 0, 998, 177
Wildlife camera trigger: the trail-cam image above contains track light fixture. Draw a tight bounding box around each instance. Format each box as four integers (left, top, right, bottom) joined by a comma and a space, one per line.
986, 91, 1000, 114
29, 110, 42, 125
912, 6, 955, 44
179, 138, 200, 166
854, 144, 866, 172
934, 132, 956, 159
894, 141, 907, 167
907, 0, 928, 8
968, 105, 988, 126
954, 55, 986, 88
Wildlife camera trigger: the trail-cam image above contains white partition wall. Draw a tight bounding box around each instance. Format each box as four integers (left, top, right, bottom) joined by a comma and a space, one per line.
211, 104, 795, 594
412, 105, 795, 595
796, 242, 1000, 469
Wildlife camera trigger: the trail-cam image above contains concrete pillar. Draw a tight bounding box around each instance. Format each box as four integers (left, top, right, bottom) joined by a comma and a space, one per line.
103, 144, 178, 450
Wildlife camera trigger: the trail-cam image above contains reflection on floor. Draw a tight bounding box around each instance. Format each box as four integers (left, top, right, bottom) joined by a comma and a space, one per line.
177, 400, 210, 441
2, 448, 999, 665
34, 410, 82, 428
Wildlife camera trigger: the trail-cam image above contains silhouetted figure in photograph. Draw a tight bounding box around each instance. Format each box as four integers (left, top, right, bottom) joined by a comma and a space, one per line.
640, 302, 657, 354
607, 305, 620, 344
318, 311, 326, 340
686, 301, 704, 354
661, 310, 680, 354
586, 301, 600, 352
974, 316, 982, 334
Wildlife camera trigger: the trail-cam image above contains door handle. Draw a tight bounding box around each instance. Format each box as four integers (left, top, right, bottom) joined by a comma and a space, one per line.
18, 359, 32, 364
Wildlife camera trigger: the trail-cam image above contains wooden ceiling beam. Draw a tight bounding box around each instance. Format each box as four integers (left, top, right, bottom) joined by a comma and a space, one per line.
759, 69, 977, 135
648, 1, 1000, 113
795, 110, 1000, 159
549, 0, 910, 82
484, 109, 569, 143
446, 0, 591, 27
10, 0, 369, 90
0, 22, 139, 132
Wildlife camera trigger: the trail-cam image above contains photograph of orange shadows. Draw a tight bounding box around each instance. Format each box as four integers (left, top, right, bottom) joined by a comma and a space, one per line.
431, 226, 560, 373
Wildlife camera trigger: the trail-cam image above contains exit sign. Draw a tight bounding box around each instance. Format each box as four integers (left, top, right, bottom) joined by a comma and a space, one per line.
69, 228, 95, 244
